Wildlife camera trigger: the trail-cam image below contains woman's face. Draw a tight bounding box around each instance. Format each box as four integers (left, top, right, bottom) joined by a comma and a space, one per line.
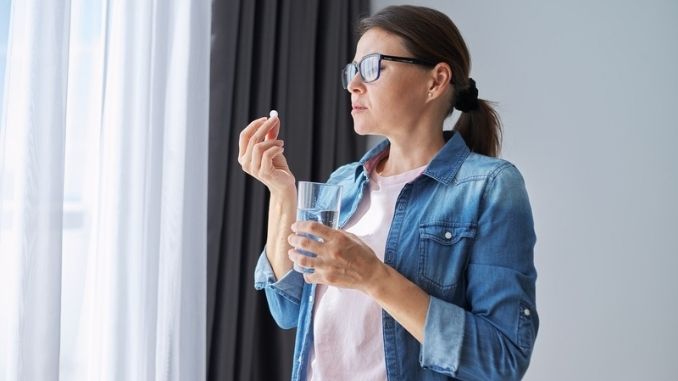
347, 28, 432, 137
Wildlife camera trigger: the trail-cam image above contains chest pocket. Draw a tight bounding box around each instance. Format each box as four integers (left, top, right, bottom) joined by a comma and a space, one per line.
418, 222, 477, 296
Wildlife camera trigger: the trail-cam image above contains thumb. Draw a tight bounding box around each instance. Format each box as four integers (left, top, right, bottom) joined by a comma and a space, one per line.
265, 119, 280, 141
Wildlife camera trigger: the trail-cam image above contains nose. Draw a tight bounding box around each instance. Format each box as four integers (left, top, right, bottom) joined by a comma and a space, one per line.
347, 72, 365, 95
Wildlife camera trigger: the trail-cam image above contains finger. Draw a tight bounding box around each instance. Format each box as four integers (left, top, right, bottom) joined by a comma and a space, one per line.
241, 138, 277, 172
244, 118, 280, 165
251, 140, 284, 172
260, 146, 284, 174
288, 233, 323, 254
265, 115, 280, 141
240, 117, 279, 162
288, 249, 318, 270
292, 221, 333, 241
303, 272, 317, 284
261, 145, 284, 168
250, 117, 280, 145
238, 117, 267, 161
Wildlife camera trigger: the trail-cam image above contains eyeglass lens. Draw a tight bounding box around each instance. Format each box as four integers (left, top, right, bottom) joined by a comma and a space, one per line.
342, 54, 380, 88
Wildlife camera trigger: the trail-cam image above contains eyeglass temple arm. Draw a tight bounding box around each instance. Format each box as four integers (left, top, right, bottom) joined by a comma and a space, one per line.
380, 54, 435, 67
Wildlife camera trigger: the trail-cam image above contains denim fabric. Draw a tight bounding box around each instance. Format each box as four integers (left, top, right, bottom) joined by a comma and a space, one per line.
254, 132, 538, 381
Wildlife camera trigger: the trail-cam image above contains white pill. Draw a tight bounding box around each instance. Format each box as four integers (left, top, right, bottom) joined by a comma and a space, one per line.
269, 110, 278, 119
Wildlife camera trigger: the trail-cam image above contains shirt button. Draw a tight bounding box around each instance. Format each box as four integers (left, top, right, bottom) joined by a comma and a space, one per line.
309, 295, 314, 303
524, 308, 531, 316
444, 231, 452, 239
298, 355, 303, 363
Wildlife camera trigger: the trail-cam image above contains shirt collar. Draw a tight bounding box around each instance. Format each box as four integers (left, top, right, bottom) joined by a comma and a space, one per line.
355, 131, 470, 185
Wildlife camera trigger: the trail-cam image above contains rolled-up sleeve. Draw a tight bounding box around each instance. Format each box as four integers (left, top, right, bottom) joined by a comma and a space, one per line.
254, 249, 306, 329
419, 164, 538, 381
420, 296, 466, 374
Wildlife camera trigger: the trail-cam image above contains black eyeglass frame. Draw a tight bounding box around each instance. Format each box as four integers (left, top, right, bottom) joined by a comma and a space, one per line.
341, 53, 436, 89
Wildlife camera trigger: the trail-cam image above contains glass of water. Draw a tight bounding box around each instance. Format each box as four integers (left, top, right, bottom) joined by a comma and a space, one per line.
294, 181, 342, 273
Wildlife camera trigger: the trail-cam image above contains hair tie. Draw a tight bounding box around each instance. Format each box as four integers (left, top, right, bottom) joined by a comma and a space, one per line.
454, 78, 479, 112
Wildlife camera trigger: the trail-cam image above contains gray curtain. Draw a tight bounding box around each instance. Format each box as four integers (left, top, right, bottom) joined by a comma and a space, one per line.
207, 0, 369, 379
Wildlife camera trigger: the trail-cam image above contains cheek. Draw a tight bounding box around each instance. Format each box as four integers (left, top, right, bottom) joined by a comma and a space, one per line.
351, 76, 425, 132
373, 87, 421, 120
380, 76, 423, 107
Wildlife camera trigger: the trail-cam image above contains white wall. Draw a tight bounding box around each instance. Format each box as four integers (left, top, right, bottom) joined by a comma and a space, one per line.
370, 1, 678, 380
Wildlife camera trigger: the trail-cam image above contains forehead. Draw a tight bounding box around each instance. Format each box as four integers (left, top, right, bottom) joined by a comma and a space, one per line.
353, 28, 410, 61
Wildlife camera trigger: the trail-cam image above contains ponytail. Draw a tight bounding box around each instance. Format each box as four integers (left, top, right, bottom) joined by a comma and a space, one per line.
453, 99, 502, 158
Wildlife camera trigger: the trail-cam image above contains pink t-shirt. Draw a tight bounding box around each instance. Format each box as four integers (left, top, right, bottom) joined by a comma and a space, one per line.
306, 153, 427, 381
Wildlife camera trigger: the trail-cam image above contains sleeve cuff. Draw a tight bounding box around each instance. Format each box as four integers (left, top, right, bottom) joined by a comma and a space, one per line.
253, 249, 305, 304
419, 295, 466, 376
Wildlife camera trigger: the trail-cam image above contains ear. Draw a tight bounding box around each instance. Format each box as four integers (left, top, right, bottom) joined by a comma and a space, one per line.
426, 62, 453, 100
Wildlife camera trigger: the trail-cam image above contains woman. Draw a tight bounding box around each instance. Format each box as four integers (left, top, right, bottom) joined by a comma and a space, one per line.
239, 5, 537, 381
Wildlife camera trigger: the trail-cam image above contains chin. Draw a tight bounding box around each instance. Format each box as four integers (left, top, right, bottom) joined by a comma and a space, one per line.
353, 126, 378, 136
352, 119, 377, 136
353, 127, 370, 136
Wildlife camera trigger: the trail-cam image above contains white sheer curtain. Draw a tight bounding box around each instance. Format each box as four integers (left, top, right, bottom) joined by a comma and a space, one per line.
0, 0, 210, 380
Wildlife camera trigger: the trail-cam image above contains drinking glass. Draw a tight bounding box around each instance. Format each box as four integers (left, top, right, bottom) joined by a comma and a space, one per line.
293, 181, 342, 273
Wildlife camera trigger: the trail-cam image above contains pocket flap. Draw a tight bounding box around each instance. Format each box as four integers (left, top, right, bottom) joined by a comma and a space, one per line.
419, 222, 477, 245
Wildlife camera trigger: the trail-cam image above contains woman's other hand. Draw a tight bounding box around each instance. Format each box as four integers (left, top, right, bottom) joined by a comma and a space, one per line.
238, 114, 295, 194
287, 221, 384, 291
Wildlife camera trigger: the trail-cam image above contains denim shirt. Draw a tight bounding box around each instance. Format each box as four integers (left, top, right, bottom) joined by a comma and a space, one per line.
254, 132, 538, 381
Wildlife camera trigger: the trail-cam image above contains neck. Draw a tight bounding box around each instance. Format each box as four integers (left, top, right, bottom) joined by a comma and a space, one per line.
376, 127, 445, 177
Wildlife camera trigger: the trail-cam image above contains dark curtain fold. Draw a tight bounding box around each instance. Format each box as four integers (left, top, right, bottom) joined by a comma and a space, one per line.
207, 1, 369, 380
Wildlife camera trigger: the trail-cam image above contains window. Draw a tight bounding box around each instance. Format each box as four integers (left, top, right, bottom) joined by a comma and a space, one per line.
0, 1, 13, 377
60, 0, 105, 378
0, 1, 105, 378
0, 1, 10, 208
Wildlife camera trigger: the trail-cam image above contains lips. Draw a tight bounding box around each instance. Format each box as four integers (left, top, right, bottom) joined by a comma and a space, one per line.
351, 103, 367, 111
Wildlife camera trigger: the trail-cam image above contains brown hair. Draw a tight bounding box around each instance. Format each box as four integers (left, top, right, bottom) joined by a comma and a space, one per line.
358, 5, 502, 157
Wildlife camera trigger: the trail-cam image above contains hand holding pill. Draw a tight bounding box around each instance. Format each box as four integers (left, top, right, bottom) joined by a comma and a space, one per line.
237, 109, 295, 195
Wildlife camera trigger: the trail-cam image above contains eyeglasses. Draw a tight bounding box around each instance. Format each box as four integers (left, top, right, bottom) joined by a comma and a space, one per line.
341, 53, 435, 89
